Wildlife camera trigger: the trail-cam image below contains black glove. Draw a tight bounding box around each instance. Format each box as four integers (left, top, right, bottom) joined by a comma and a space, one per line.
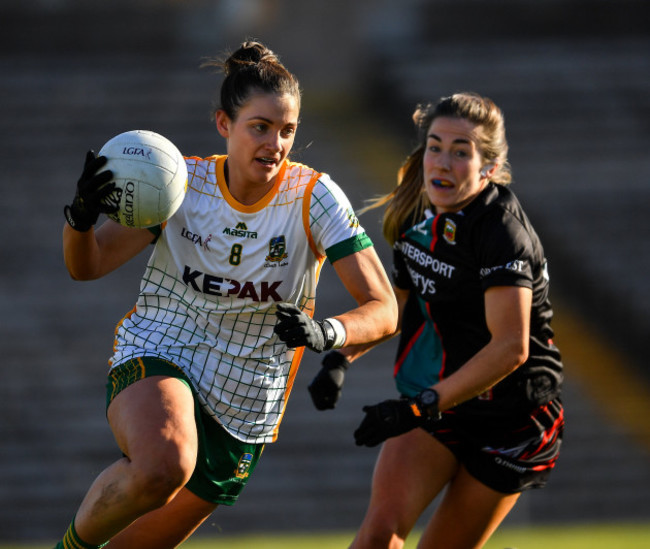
274, 303, 336, 352
354, 389, 441, 447
354, 398, 424, 447
308, 350, 350, 410
64, 151, 118, 231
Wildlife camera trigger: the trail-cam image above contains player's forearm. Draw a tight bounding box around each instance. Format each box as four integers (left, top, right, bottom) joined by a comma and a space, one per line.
333, 297, 398, 348
336, 329, 399, 363
433, 336, 528, 412
62, 223, 103, 280
341, 284, 406, 361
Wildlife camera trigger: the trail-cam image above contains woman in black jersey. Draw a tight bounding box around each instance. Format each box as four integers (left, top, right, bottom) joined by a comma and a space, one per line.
309, 92, 564, 548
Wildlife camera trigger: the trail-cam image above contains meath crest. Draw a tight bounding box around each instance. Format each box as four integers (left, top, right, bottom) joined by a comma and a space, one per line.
235, 452, 254, 479
266, 235, 288, 262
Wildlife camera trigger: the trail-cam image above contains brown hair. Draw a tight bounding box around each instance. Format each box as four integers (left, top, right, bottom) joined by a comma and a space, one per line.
365, 92, 511, 245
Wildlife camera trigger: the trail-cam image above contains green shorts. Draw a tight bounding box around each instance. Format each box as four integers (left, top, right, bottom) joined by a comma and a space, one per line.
106, 357, 265, 506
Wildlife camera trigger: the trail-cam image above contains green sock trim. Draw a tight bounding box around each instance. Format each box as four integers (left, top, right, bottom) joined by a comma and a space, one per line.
59, 519, 109, 549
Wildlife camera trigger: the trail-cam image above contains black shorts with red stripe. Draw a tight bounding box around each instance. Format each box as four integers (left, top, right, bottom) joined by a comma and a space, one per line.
424, 399, 564, 493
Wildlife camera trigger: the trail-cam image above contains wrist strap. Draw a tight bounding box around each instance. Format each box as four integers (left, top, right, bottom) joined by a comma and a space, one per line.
324, 318, 347, 349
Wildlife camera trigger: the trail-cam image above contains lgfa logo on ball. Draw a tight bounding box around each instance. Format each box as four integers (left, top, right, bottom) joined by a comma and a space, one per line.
99, 130, 187, 229
121, 146, 152, 160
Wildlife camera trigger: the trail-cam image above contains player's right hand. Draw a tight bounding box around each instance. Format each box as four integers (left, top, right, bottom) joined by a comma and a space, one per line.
308, 350, 350, 410
64, 150, 117, 232
273, 303, 336, 352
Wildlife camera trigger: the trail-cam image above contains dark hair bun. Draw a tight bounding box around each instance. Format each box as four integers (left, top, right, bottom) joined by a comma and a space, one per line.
203, 39, 300, 120
224, 41, 276, 75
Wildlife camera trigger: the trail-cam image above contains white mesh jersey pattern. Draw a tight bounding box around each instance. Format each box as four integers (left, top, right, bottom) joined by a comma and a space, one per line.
110, 155, 366, 443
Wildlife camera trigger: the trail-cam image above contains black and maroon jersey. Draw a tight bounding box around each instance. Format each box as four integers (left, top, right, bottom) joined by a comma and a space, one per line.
392, 182, 563, 415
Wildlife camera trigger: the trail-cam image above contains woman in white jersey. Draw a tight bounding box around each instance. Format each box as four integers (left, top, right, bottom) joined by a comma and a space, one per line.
56, 41, 397, 549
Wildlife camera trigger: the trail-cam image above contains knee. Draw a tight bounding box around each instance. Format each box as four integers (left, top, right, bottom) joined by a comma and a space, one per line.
358, 530, 406, 549
128, 443, 197, 510
354, 512, 408, 549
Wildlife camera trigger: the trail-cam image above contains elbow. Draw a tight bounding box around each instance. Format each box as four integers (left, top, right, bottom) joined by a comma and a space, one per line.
506, 340, 529, 374
386, 315, 399, 338
68, 271, 93, 282
65, 263, 98, 282
65, 262, 82, 281
368, 297, 399, 341
384, 297, 400, 337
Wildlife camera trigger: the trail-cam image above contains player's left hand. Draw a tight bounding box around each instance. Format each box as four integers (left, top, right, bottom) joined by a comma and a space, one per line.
274, 303, 335, 352
308, 350, 350, 410
353, 398, 425, 447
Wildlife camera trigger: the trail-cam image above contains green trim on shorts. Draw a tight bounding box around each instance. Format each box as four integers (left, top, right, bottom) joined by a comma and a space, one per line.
106, 357, 265, 506
106, 357, 188, 409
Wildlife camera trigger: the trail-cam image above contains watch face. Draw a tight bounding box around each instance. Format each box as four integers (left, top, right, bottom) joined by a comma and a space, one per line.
417, 389, 441, 420
420, 389, 437, 406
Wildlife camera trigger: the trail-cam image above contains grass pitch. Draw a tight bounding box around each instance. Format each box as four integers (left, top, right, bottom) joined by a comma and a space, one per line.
3, 522, 649, 549
183, 523, 650, 548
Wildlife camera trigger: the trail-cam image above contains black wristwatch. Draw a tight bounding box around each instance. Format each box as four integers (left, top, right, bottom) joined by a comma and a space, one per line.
414, 388, 441, 420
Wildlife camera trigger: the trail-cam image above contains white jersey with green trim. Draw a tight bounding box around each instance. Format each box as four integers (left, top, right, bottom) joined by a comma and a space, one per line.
110, 155, 371, 443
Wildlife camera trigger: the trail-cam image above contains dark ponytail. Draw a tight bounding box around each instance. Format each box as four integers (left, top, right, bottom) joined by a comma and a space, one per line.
203, 40, 301, 120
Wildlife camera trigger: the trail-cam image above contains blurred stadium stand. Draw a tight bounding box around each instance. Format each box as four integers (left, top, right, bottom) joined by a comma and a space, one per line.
1, 0, 649, 541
